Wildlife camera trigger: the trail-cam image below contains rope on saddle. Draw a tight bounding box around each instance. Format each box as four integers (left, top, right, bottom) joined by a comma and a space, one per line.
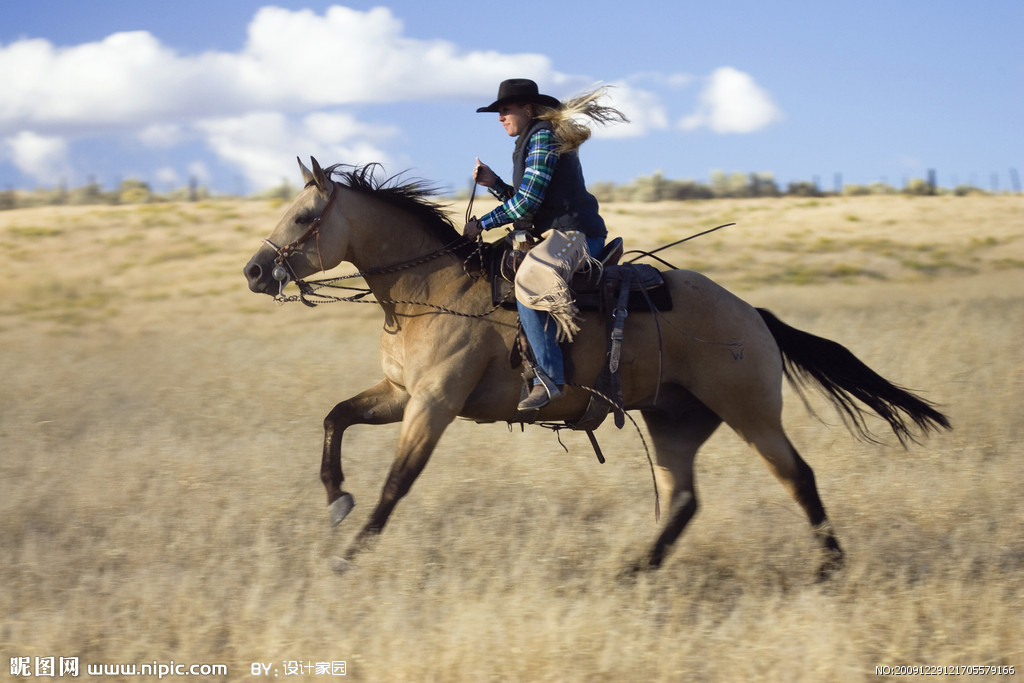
622, 222, 736, 269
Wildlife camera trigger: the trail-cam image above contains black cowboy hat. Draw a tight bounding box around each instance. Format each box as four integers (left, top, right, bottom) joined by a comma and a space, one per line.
476, 78, 562, 113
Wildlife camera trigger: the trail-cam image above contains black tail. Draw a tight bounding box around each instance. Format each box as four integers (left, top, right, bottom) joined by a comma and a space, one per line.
757, 308, 951, 446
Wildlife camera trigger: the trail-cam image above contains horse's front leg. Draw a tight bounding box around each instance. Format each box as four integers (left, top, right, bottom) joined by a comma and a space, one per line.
344, 392, 458, 560
321, 379, 409, 525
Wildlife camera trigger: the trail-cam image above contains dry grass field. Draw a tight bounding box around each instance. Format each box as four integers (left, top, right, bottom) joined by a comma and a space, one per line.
1, 193, 1022, 681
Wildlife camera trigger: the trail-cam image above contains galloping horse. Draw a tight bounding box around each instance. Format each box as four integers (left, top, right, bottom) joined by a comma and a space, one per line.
244, 158, 950, 576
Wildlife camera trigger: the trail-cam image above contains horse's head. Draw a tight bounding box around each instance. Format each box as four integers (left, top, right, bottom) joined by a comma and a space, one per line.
246, 157, 471, 300
244, 156, 345, 296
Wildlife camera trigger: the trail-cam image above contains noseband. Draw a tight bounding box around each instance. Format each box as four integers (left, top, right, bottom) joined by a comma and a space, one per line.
262, 181, 339, 288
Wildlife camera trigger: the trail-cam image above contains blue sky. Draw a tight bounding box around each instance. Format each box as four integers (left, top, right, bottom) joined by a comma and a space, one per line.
1, 1, 1021, 195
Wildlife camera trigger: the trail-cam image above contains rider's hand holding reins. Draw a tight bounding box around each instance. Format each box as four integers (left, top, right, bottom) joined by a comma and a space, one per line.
473, 158, 497, 188
463, 158, 493, 242
463, 219, 483, 240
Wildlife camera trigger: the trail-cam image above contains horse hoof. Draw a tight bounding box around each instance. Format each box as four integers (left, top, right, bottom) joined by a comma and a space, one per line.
815, 551, 845, 583
329, 556, 352, 574
617, 557, 656, 580
329, 493, 355, 527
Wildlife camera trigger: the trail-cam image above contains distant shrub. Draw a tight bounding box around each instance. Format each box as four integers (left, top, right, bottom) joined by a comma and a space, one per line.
629, 173, 667, 202
786, 181, 821, 197
597, 172, 715, 202
844, 182, 898, 196
163, 185, 211, 202
710, 170, 748, 198
709, 170, 780, 198
666, 179, 714, 200
68, 182, 120, 205
588, 182, 616, 203
868, 182, 898, 195
119, 178, 152, 204
253, 180, 298, 201
953, 184, 986, 196
903, 178, 933, 196
745, 172, 781, 198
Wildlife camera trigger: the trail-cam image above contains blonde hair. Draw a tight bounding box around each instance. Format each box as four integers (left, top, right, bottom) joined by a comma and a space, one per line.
534, 85, 629, 154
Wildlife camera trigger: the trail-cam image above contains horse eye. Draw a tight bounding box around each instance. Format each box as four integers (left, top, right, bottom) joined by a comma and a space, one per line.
295, 212, 316, 225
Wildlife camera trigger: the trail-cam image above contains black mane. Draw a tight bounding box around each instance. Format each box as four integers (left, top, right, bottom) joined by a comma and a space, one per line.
326, 163, 462, 245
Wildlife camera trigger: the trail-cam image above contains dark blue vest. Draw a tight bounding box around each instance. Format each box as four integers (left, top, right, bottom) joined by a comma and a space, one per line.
512, 120, 607, 240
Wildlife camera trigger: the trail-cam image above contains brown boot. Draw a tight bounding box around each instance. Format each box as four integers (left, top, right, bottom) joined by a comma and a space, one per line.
517, 383, 562, 411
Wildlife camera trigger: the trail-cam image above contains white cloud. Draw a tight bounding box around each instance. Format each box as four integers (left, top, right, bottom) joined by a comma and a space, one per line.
196, 111, 400, 191
155, 167, 180, 187
3, 131, 71, 183
593, 83, 671, 139
187, 162, 211, 185
0, 32, 205, 134
625, 71, 695, 90
680, 67, 784, 134
899, 154, 924, 169
236, 6, 553, 105
0, 6, 556, 188
0, 6, 553, 134
138, 123, 187, 148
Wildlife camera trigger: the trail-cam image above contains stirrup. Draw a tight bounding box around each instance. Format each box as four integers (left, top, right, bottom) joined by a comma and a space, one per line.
532, 365, 561, 398
516, 365, 562, 411
517, 384, 553, 411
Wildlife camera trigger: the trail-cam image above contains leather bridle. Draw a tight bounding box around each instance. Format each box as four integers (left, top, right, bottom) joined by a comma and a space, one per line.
262, 181, 339, 286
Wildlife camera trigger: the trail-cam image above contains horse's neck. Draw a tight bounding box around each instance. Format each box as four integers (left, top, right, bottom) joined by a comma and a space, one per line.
361, 251, 469, 302
343, 201, 473, 307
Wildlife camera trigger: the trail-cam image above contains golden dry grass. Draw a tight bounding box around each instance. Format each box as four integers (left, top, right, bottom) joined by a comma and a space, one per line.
1, 194, 1022, 681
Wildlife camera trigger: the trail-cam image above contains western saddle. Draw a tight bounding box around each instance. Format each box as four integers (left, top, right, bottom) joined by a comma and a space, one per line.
486, 233, 672, 449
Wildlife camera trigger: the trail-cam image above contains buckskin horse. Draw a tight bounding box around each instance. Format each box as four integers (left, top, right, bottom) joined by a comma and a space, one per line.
244, 157, 950, 577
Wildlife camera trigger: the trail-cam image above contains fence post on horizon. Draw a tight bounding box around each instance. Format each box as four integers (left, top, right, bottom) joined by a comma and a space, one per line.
1010, 168, 1021, 194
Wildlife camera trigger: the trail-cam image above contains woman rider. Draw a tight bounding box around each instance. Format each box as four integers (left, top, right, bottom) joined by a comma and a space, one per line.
464, 79, 627, 410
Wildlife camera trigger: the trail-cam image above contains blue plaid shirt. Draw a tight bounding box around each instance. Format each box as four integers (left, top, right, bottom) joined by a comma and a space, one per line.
479, 127, 558, 230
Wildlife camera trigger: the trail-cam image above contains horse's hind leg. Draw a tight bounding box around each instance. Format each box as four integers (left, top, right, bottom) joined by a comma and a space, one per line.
747, 429, 844, 579
635, 404, 722, 571
321, 379, 408, 525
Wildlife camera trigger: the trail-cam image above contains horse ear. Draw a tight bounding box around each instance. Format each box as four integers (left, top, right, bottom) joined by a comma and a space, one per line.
310, 156, 329, 192
298, 156, 315, 187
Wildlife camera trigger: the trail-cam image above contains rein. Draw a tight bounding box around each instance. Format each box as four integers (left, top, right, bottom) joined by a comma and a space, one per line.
271, 236, 492, 308
290, 276, 513, 317
283, 239, 509, 317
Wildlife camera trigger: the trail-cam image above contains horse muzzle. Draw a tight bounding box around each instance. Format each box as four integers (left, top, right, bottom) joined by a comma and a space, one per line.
244, 257, 283, 295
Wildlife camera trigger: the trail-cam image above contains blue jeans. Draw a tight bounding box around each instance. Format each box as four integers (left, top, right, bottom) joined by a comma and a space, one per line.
518, 236, 605, 386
